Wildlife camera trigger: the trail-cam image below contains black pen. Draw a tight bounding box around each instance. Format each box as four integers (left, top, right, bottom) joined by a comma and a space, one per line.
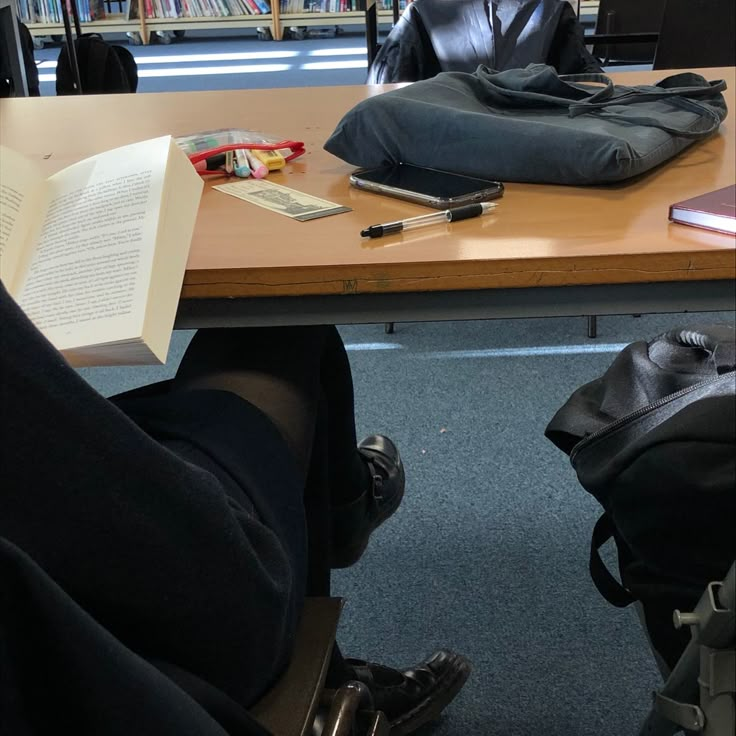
360, 201, 497, 239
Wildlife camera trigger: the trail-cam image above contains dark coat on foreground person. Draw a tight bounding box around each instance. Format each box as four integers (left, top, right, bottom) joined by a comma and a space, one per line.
0, 280, 306, 735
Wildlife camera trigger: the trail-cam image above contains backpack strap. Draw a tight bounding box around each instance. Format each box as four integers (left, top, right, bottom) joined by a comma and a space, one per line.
589, 514, 636, 608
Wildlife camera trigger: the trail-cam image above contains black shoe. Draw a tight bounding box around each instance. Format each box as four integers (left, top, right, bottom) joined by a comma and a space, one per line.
330, 435, 405, 569
345, 650, 472, 735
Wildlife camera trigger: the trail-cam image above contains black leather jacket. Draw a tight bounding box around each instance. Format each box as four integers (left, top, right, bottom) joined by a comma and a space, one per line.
367, 0, 602, 84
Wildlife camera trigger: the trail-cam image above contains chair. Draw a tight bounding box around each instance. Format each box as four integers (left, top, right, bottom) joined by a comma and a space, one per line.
0, 0, 30, 96
251, 597, 390, 736
653, 0, 736, 70
365, 0, 380, 69
364, 0, 400, 69
591, 0, 666, 65
366, 0, 600, 84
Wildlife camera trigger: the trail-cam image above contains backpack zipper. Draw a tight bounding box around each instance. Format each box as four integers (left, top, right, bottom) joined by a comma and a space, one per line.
569, 371, 736, 463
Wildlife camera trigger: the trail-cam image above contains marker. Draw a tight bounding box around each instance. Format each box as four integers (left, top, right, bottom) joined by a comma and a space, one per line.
244, 149, 269, 179
234, 149, 251, 178
360, 201, 497, 239
178, 136, 220, 154
193, 153, 227, 173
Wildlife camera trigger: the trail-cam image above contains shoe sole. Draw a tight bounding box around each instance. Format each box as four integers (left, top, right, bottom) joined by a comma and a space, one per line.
390, 654, 472, 736
330, 452, 406, 569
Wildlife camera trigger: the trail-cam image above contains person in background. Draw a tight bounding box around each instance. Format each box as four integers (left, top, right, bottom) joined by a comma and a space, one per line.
0, 280, 470, 736
367, 0, 601, 84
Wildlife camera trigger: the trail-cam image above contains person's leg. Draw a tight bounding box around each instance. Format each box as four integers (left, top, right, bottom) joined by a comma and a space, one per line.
171, 325, 329, 480
169, 326, 351, 592
171, 325, 373, 502
170, 325, 405, 570
311, 329, 472, 730
316, 325, 370, 496
308, 325, 407, 567
168, 325, 470, 732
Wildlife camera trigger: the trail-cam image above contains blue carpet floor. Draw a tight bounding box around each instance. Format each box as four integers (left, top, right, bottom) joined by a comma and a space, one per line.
38, 31, 731, 735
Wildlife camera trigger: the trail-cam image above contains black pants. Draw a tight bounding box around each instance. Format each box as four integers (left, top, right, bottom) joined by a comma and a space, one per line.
163, 325, 370, 597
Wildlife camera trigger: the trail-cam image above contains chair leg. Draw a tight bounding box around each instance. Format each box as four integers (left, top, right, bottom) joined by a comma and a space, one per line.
321, 682, 391, 736
384, 322, 395, 334
587, 315, 598, 339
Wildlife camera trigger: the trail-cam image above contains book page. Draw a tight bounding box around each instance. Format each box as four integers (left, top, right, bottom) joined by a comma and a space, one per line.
141, 137, 203, 362
15, 137, 171, 352
0, 146, 45, 292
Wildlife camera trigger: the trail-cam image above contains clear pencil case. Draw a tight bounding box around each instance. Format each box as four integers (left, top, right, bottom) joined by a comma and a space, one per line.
175, 129, 306, 176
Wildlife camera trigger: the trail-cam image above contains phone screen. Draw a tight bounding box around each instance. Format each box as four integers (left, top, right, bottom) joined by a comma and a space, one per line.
354, 164, 502, 200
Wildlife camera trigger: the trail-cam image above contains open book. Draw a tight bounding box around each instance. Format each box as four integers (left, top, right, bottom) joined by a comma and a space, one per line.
0, 136, 203, 366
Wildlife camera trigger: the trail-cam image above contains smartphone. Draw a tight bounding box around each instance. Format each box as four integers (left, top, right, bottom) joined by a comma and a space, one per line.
349, 164, 504, 209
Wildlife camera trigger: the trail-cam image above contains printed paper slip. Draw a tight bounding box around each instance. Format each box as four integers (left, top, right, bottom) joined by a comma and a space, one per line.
214, 179, 351, 222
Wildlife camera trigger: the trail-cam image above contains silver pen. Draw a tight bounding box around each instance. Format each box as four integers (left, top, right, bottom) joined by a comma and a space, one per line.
360, 201, 497, 239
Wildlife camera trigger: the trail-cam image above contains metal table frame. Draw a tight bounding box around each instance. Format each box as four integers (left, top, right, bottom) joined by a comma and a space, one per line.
175, 279, 736, 329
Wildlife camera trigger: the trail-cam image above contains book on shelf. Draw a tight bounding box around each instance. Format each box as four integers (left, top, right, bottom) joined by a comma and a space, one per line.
16, 0, 106, 24
669, 184, 736, 236
0, 136, 203, 367
280, 0, 361, 12
127, 0, 269, 18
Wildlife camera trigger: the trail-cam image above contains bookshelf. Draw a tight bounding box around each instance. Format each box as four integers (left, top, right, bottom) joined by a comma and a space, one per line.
18, 0, 139, 41
18, 0, 365, 44
19, 0, 600, 46
25, 15, 137, 38
128, 0, 272, 43
275, 0, 401, 41
19, 0, 272, 44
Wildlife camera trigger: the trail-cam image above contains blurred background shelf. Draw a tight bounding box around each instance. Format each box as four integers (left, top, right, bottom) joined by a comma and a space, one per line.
19, 0, 604, 45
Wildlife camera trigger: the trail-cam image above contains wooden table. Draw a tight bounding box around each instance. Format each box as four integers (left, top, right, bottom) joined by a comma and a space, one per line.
1, 68, 733, 327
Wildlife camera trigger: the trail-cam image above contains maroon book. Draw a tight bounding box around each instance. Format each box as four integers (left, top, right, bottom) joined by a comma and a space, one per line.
669, 185, 736, 236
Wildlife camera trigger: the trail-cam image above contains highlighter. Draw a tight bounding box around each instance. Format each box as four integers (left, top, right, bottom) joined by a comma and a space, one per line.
244, 149, 269, 179
252, 149, 286, 171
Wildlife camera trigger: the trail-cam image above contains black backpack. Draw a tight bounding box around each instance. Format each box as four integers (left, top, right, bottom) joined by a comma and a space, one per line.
56, 34, 138, 95
546, 325, 736, 670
